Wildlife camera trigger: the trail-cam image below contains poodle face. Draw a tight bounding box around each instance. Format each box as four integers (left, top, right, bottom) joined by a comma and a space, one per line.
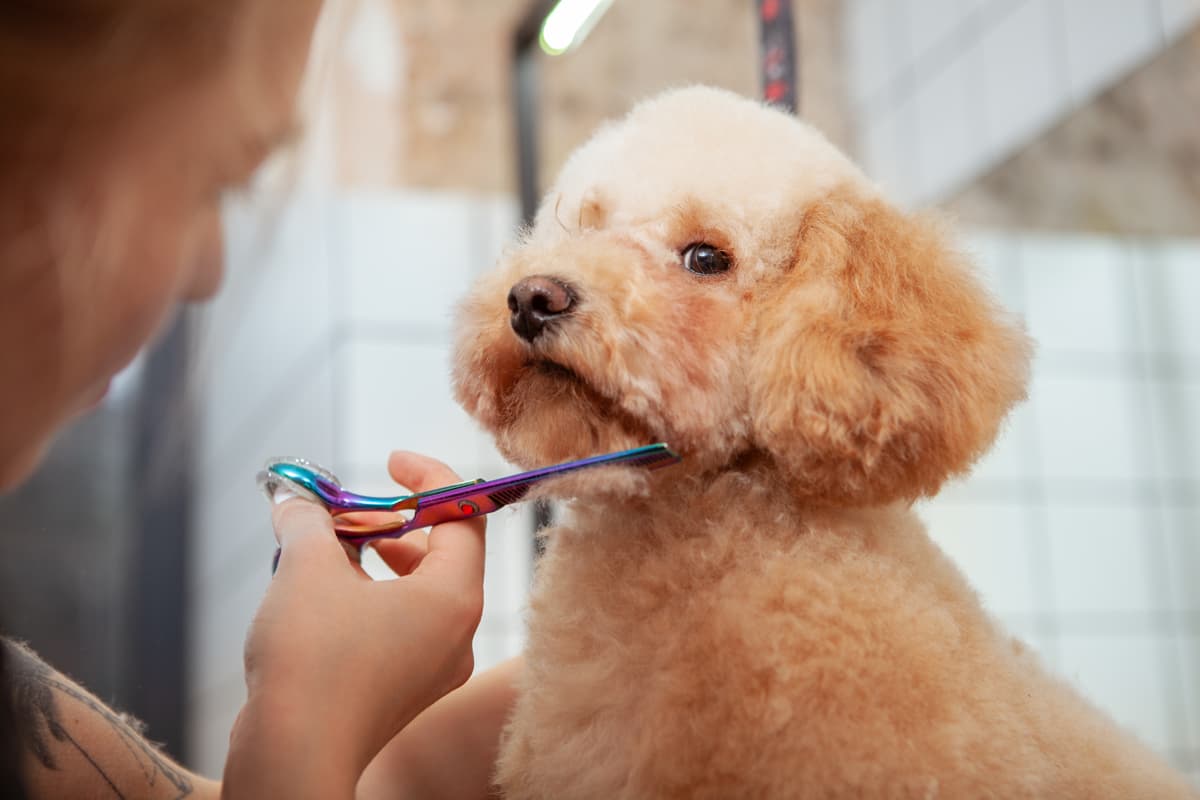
454, 86, 1031, 505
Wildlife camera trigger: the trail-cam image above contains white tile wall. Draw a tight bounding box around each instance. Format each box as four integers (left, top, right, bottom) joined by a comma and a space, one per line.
901, 0, 978, 69
1134, 240, 1200, 360
846, 0, 902, 109
1020, 236, 1137, 353
191, 194, 1200, 778
967, 402, 1037, 484
195, 194, 336, 477
1045, 504, 1163, 613
860, 104, 910, 198
910, 47, 980, 203
1164, 507, 1200, 613
1060, 0, 1160, 104
335, 192, 487, 332
1148, 379, 1200, 483
1030, 371, 1148, 482
187, 190, 524, 776
920, 232, 1200, 773
976, 0, 1063, 174
1056, 633, 1173, 752
339, 337, 489, 470
191, 347, 335, 589
1181, 635, 1200, 751
845, 0, 1191, 205
921, 502, 1040, 615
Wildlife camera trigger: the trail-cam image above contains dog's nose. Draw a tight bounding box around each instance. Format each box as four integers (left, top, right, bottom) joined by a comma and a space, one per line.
508, 275, 576, 342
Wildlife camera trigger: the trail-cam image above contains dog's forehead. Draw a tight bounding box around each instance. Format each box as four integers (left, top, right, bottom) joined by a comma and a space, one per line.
533, 86, 869, 239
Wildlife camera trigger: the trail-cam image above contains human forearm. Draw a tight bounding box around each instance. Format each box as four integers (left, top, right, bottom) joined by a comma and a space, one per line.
357, 656, 522, 800
3, 638, 218, 800
222, 689, 363, 800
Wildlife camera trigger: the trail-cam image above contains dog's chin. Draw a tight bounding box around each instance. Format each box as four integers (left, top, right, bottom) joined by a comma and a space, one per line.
490, 358, 656, 472
531, 358, 583, 384
527, 465, 652, 505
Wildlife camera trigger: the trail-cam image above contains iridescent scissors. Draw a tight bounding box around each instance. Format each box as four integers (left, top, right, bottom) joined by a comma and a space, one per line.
258, 443, 681, 572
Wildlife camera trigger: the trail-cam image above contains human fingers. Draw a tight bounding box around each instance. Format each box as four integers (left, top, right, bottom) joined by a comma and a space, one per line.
270, 494, 349, 577
386, 450, 464, 493
386, 451, 485, 591
369, 533, 429, 577
414, 514, 486, 594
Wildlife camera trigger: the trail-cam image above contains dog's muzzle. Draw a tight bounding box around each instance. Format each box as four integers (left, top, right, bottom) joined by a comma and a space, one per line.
508, 275, 577, 342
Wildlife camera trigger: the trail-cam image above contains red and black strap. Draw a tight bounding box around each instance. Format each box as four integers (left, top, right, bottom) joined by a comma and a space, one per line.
758, 0, 798, 113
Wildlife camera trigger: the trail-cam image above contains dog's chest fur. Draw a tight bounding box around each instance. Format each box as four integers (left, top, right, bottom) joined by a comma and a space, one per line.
493, 472, 974, 798
492, 472, 1195, 799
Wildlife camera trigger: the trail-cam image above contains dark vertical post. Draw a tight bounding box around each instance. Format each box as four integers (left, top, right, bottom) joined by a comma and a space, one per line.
512, 0, 558, 232
125, 315, 191, 757
758, 0, 799, 113
513, 47, 542, 224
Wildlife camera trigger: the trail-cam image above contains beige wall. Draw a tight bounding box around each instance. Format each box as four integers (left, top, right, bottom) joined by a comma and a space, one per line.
946, 28, 1200, 237
325, 1, 1196, 232
327, 0, 849, 194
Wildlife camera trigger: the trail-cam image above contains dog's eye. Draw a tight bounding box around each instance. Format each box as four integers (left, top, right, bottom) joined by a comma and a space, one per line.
682, 243, 733, 276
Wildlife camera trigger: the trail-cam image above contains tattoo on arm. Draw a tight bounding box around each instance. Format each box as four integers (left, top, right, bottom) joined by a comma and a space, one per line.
3, 639, 194, 799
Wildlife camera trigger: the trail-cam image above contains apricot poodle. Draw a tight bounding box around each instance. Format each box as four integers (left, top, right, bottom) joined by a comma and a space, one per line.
453, 86, 1196, 799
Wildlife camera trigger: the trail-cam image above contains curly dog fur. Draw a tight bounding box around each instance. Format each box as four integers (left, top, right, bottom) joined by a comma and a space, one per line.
453, 86, 1196, 799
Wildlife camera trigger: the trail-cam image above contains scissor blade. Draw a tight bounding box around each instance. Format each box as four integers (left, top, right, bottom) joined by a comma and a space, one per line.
335, 444, 680, 545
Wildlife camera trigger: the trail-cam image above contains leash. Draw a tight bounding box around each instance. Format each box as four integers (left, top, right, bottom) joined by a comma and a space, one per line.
758, 0, 798, 113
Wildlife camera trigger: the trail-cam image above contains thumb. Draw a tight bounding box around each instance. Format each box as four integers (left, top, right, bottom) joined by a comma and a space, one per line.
270, 491, 345, 575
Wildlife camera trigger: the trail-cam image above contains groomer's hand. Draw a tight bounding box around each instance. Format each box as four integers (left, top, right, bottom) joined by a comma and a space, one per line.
222, 452, 485, 800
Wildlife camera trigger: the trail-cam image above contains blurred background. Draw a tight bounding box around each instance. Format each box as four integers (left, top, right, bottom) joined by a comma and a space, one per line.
0, 0, 1196, 784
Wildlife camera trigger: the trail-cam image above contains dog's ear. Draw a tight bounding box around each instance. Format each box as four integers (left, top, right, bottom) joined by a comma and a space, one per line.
747, 188, 1032, 505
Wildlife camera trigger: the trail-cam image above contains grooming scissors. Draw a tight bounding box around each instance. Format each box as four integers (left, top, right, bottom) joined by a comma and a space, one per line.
258, 443, 681, 572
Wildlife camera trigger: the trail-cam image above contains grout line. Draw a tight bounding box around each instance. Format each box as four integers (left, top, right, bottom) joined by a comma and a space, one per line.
939, 478, 1200, 506
1033, 350, 1200, 379
1126, 241, 1195, 753
1011, 236, 1062, 666
1005, 610, 1200, 635
341, 319, 451, 345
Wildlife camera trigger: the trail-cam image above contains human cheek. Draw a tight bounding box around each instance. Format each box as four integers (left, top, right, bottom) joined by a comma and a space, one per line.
182, 203, 224, 302
93, 206, 195, 372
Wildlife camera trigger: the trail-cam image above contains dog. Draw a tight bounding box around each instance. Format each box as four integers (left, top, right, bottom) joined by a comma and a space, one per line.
452, 86, 1197, 799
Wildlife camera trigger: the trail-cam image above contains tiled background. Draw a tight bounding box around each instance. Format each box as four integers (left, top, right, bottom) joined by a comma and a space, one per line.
183, 0, 1200, 786
186, 196, 1200, 781
924, 232, 1200, 777
186, 191, 527, 775
844, 0, 1199, 783
848, 0, 1200, 206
